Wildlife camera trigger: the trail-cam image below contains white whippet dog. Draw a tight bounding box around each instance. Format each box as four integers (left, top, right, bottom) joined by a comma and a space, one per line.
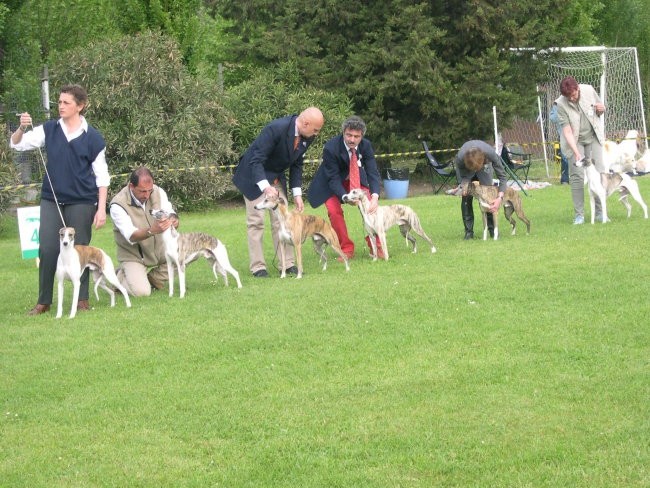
56, 227, 131, 319
150, 209, 242, 297
342, 188, 436, 260
576, 157, 648, 223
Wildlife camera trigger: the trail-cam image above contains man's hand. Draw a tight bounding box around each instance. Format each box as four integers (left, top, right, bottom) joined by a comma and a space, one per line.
489, 196, 502, 214
93, 208, 106, 229
151, 217, 173, 234
294, 195, 304, 213
263, 186, 279, 197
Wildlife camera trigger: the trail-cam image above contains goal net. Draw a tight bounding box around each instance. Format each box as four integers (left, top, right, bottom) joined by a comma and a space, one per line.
498, 46, 647, 179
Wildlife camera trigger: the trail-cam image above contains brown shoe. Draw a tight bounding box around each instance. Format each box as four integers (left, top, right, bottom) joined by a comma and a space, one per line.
77, 300, 90, 311
147, 274, 165, 290
27, 303, 50, 316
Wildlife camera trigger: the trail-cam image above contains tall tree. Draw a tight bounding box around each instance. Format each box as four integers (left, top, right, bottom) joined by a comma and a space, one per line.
595, 0, 650, 122
214, 0, 603, 149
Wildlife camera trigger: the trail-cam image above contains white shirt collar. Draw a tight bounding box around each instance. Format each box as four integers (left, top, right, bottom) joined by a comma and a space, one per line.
58, 115, 88, 140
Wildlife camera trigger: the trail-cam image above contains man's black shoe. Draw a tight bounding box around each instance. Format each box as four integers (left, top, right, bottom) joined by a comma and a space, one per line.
253, 269, 269, 278
284, 266, 299, 276
463, 231, 474, 240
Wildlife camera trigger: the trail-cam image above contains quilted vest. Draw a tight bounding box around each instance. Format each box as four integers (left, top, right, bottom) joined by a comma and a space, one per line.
555, 84, 604, 157
110, 185, 165, 266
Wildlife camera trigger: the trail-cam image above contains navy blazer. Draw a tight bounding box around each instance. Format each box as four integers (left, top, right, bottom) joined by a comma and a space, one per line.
233, 115, 311, 200
307, 135, 381, 208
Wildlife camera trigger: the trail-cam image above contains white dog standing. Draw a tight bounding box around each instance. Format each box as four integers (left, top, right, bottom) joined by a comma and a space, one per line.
343, 188, 436, 260
576, 157, 648, 223
56, 227, 131, 319
150, 209, 242, 297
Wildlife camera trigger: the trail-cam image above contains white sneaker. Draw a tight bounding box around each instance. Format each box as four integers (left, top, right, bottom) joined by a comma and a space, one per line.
573, 215, 584, 225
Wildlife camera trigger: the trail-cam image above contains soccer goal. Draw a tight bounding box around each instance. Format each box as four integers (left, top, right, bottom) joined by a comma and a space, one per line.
497, 46, 648, 178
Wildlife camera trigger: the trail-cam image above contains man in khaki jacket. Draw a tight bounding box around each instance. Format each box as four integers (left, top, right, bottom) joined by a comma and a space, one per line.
555, 76, 606, 224
110, 167, 177, 296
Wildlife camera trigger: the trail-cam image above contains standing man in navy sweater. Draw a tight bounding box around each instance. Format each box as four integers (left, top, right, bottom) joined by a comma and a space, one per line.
233, 107, 324, 278
11, 84, 110, 315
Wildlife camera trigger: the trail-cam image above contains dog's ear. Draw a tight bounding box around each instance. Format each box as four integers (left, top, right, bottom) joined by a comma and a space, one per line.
279, 194, 289, 206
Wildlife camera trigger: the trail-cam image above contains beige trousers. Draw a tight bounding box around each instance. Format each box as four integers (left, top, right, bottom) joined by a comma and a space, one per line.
244, 192, 295, 274
117, 261, 169, 297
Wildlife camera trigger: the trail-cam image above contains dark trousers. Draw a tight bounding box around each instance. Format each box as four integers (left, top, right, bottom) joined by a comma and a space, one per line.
37, 200, 96, 305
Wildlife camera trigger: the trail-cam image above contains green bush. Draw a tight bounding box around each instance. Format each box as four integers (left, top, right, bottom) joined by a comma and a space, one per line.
48, 31, 236, 210
0, 124, 21, 217
224, 61, 354, 182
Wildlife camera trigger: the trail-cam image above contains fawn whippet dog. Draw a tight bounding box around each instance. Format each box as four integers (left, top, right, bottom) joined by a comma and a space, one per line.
253, 193, 350, 278
150, 209, 242, 297
342, 188, 436, 260
56, 227, 131, 319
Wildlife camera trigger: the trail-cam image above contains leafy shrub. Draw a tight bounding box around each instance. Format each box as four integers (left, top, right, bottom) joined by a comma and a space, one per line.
48, 31, 236, 210
0, 124, 21, 216
224, 61, 354, 182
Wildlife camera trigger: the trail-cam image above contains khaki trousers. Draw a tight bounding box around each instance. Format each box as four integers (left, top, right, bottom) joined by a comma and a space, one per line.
567, 139, 604, 218
117, 261, 169, 297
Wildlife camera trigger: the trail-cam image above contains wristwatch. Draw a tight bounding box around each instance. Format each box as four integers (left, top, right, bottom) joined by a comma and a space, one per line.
146, 228, 154, 237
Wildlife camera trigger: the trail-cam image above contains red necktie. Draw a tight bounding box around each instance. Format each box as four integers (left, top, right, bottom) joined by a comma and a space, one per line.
349, 147, 360, 189
293, 135, 300, 151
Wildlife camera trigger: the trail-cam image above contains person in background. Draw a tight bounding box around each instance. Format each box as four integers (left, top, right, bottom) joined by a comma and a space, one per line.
233, 107, 325, 278
454, 140, 508, 240
550, 102, 570, 184
554, 76, 606, 224
307, 115, 382, 259
11, 84, 109, 316
110, 167, 178, 296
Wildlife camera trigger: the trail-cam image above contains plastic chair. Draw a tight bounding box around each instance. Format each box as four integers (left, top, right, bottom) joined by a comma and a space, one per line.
501, 143, 532, 183
422, 141, 457, 194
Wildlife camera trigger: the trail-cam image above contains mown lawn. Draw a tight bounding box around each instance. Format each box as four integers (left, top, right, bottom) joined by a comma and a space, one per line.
1, 177, 649, 487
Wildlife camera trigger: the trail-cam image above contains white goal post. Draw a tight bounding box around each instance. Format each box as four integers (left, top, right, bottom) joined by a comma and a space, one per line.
497, 46, 648, 178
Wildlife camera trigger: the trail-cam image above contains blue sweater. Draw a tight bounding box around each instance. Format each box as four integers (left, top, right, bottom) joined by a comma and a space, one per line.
41, 120, 106, 204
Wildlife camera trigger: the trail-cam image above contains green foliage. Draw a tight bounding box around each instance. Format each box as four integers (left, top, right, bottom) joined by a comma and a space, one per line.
595, 0, 650, 119
224, 61, 354, 180
0, 1, 8, 36
213, 1, 583, 150
0, 124, 20, 216
48, 31, 236, 210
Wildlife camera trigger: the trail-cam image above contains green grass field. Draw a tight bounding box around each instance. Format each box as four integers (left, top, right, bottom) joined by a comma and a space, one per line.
1, 175, 649, 487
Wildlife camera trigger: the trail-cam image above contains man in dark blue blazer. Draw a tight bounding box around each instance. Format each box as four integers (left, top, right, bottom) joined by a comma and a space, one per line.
307, 115, 382, 259
233, 107, 324, 277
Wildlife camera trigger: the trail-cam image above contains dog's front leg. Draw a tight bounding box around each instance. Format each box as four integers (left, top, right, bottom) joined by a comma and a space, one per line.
294, 240, 303, 279
69, 279, 80, 319
481, 212, 489, 241
56, 275, 65, 319
166, 257, 175, 297
279, 243, 287, 278
179, 262, 187, 298
599, 193, 608, 223
365, 227, 378, 260
378, 227, 389, 261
